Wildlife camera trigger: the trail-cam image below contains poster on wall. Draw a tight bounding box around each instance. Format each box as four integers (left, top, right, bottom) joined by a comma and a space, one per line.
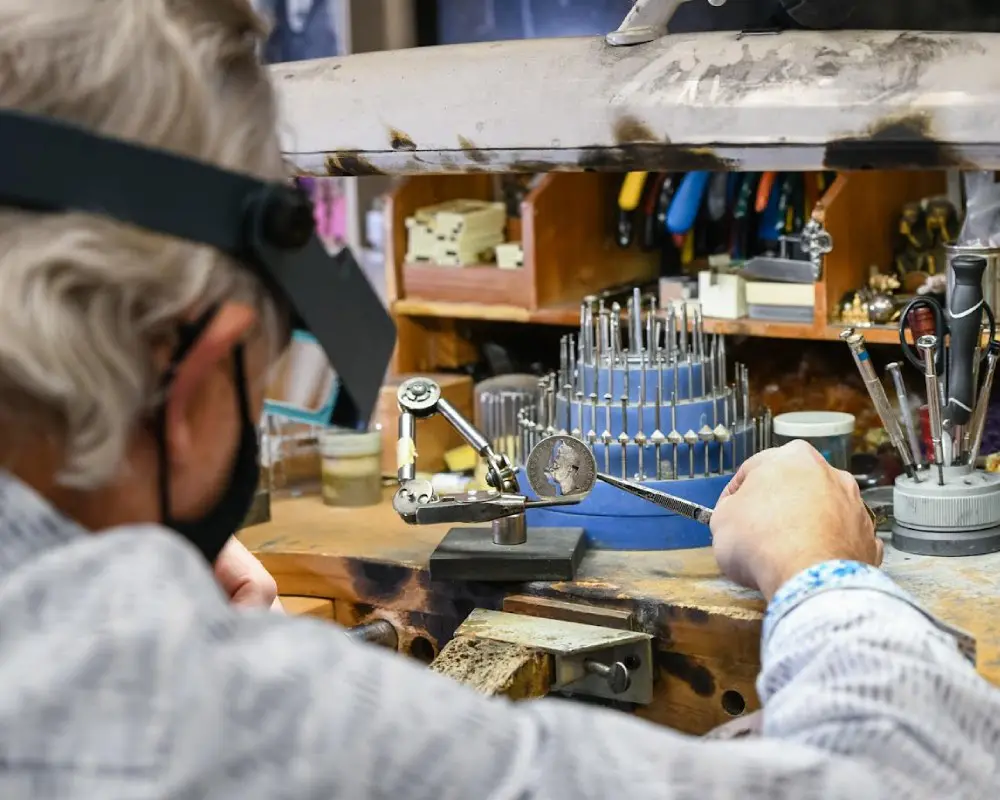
254, 0, 346, 251
435, 0, 633, 43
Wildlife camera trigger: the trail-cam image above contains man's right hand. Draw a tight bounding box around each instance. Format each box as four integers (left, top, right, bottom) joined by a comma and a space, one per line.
710, 440, 882, 601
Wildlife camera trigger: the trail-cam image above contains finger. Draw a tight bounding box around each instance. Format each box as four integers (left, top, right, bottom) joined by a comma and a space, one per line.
874, 537, 885, 567
718, 448, 777, 498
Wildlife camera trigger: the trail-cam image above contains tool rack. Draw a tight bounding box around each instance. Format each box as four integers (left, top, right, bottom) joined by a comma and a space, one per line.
257, 25, 1000, 735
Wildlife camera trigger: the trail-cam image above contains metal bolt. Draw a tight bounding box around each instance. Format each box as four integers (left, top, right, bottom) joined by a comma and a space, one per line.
584, 659, 631, 694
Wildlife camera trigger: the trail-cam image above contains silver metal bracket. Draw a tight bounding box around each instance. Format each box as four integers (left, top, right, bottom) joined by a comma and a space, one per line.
454, 609, 654, 705
606, 0, 727, 47
800, 218, 833, 278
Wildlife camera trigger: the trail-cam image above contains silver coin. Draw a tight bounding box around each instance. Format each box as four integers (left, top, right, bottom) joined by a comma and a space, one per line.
525, 435, 597, 499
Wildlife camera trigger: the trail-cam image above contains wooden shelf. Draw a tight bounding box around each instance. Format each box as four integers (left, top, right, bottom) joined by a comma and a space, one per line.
394, 299, 901, 345
704, 318, 900, 345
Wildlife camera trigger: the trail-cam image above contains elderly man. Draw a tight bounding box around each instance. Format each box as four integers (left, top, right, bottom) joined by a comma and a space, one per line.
0, 1, 997, 798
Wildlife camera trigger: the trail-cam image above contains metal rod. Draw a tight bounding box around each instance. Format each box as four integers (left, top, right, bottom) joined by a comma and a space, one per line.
632, 287, 643, 354
918, 335, 946, 485
619, 396, 630, 479
887, 362, 923, 469
967, 344, 999, 470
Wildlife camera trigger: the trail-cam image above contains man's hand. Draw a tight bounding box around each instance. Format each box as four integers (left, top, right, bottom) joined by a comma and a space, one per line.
213, 537, 283, 612
710, 440, 882, 600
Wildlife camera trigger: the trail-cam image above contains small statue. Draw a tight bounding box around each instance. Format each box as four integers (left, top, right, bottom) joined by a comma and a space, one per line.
894, 201, 933, 279
840, 293, 870, 326
924, 197, 960, 275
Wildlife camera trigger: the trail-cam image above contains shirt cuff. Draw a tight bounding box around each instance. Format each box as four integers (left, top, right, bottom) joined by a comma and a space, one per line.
762, 560, 977, 664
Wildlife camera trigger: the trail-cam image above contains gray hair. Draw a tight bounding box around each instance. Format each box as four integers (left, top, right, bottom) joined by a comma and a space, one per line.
0, 0, 286, 488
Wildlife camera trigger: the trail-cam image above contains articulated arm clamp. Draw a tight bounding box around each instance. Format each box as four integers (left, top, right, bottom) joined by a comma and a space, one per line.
392, 377, 580, 528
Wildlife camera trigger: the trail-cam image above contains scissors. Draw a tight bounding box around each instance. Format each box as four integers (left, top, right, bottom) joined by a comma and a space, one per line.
597, 473, 880, 531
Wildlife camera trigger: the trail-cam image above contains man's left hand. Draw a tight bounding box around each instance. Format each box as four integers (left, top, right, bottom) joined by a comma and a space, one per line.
214, 537, 283, 612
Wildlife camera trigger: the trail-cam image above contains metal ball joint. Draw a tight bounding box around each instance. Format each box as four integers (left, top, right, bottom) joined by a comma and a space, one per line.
251, 184, 316, 250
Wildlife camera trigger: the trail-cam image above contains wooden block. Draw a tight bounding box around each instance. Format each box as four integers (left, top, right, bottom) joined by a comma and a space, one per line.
374, 373, 474, 476
430, 636, 552, 700
280, 596, 335, 620
502, 594, 635, 630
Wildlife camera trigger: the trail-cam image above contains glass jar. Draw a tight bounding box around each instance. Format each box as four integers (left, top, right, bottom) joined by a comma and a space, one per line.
320, 429, 383, 508
773, 411, 855, 470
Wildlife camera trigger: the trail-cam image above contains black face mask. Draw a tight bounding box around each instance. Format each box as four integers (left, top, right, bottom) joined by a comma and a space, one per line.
156, 312, 261, 564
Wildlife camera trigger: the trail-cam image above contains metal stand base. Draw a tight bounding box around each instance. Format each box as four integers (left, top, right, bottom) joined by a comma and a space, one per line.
892, 467, 1000, 557
429, 526, 586, 582
892, 522, 1000, 557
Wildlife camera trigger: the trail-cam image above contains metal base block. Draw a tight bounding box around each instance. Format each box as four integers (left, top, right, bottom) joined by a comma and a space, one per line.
892, 522, 1000, 557
429, 526, 586, 582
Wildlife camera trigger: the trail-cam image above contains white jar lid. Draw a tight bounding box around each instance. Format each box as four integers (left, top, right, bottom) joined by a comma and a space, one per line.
320, 428, 382, 458
773, 411, 855, 438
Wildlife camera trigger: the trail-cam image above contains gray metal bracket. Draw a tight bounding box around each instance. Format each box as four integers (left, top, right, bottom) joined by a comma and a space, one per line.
454, 609, 654, 705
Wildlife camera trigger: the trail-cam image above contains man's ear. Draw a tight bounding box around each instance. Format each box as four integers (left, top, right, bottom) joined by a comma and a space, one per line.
164, 302, 258, 466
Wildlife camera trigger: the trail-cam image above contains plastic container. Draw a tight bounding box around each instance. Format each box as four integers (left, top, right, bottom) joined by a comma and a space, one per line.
320, 429, 383, 508
773, 411, 855, 470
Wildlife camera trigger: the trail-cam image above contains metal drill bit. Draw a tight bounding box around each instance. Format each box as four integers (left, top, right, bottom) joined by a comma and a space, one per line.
968, 343, 1000, 469
601, 395, 613, 474
684, 429, 699, 479
751, 416, 758, 455
635, 429, 647, 481
764, 408, 773, 449
624, 353, 631, 404
734, 363, 743, 422
917, 335, 945, 485
694, 307, 704, 371
560, 384, 571, 435
667, 305, 677, 364
619, 396, 630, 479
741, 365, 750, 427
546, 375, 557, 436
611, 302, 623, 366
559, 336, 568, 389
636, 371, 647, 480
886, 362, 923, 469
587, 393, 599, 454
568, 334, 577, 395
632, 287, 643, 353
680, 303, 689, 358
709, 335, 718, 399
668, 391, 682, 480
718, 335, 727, 391
729, 420, 737, 469
646, 296, 656, 360
714, 425, 731, 473
651, 342, 666, 479
698, 425, 715, 476
572, 391, 583, 438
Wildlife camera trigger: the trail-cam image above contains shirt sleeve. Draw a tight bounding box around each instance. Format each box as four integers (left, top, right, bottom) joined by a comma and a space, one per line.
158, 548, 1000, 800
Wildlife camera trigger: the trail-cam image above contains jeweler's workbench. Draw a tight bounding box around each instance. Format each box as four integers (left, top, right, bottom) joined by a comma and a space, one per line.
242, 490, 1000, 735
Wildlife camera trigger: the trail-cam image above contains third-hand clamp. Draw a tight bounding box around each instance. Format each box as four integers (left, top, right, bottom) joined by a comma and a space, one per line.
394, 377, 591, 582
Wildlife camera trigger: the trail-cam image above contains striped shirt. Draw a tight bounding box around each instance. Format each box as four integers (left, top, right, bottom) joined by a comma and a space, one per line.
0, 470, 996, 798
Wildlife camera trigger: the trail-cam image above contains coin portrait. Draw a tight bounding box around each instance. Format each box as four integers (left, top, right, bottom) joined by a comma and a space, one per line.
526, 435, 596, 499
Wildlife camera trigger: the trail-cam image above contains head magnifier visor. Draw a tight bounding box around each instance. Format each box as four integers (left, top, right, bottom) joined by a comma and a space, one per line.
0, 109, 396, 429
